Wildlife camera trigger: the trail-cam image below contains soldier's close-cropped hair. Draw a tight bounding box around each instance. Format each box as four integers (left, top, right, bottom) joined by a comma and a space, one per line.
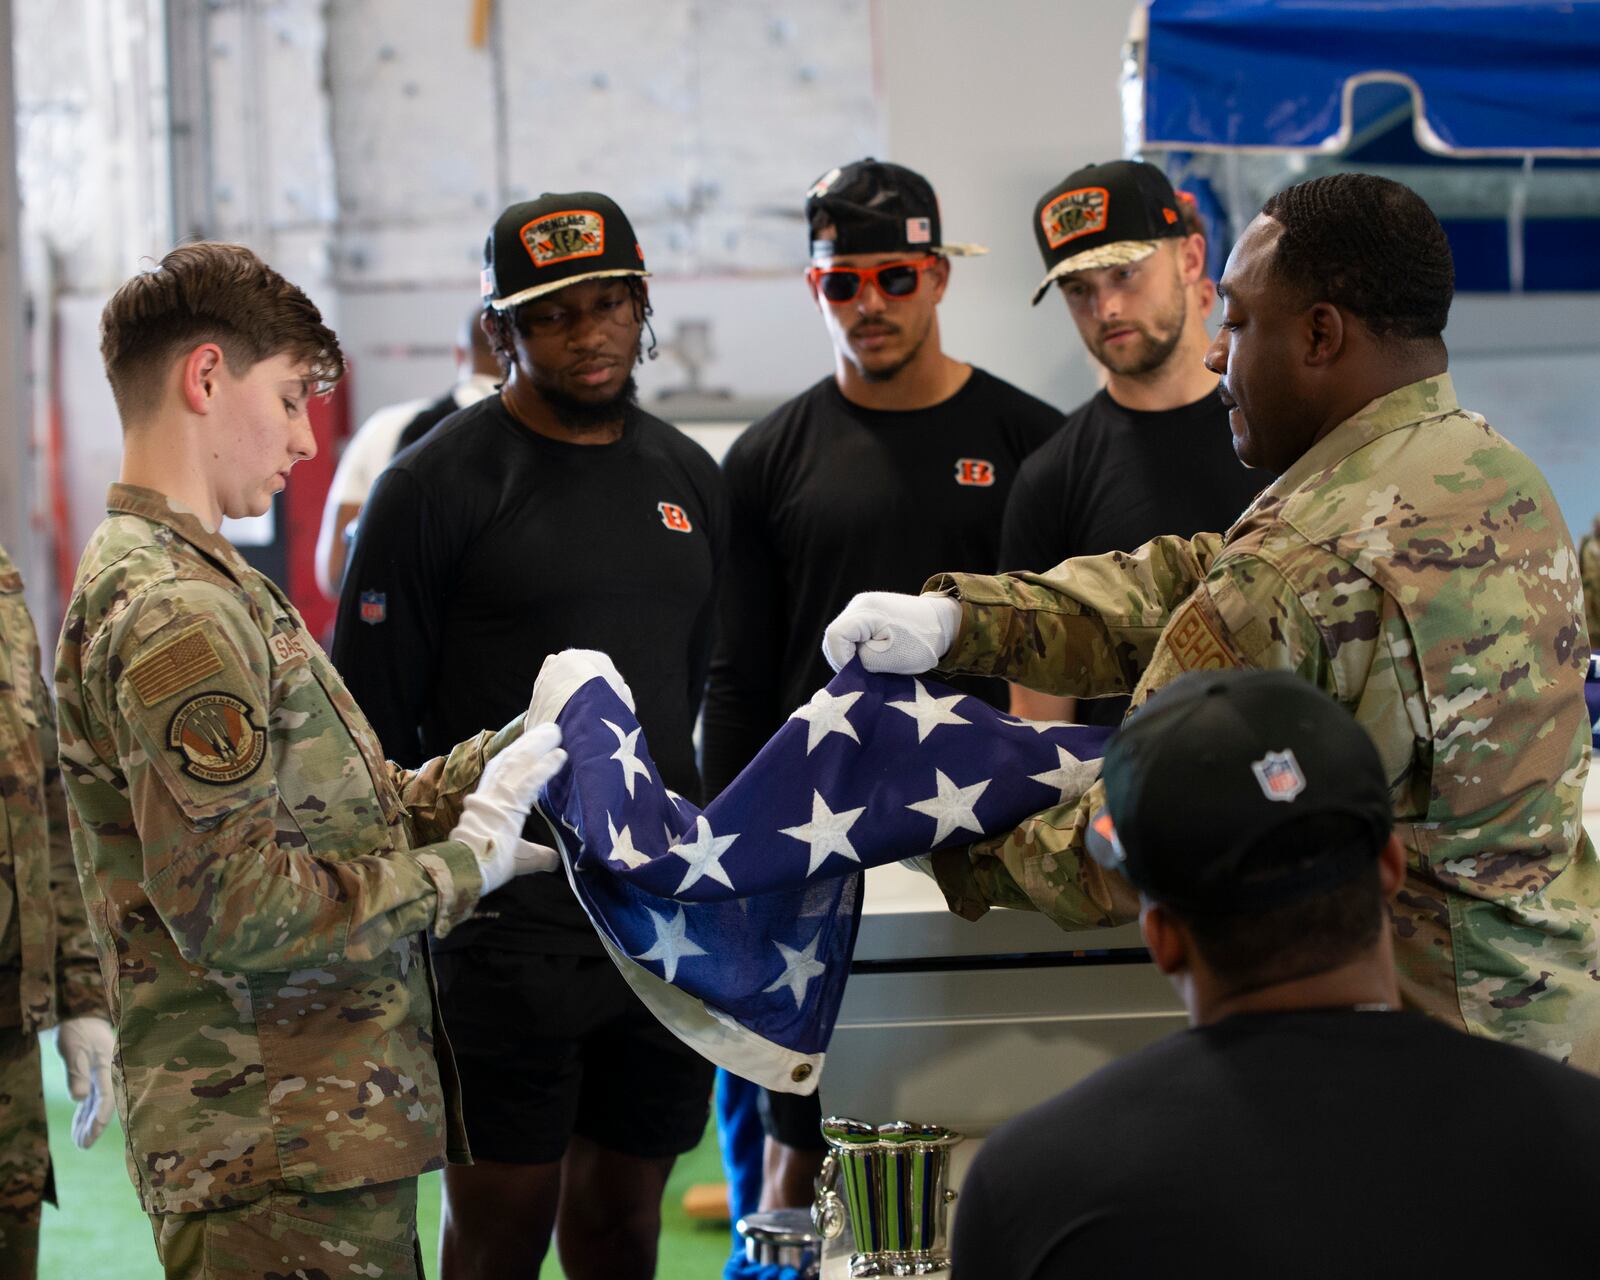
1260, 173, 1455, 342
100, 241, 345, 423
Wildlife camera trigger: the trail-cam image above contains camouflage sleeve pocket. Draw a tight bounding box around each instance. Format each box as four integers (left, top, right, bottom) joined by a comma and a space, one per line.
113, 604, 278, 830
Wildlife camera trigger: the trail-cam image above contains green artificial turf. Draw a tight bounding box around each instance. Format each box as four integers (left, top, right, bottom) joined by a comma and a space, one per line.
36, 1031, 732, 1279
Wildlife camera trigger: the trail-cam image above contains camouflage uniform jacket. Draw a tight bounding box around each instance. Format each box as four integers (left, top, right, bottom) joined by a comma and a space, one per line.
0, 543, 105, 1034
54, 484, 516, 1215
928, 377, 1600, 1068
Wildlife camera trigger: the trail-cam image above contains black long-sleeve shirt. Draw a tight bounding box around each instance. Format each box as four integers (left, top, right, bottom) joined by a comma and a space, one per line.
998, 387, 1262, 725
332, 395, 725, 951
701, 369, 1061, 797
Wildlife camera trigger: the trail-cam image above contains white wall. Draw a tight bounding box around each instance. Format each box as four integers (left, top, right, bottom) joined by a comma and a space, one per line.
876, 0, 1135, 412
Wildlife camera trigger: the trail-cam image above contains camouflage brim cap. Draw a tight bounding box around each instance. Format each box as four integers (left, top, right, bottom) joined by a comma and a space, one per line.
807, 158, 987, 261
1030, 159, 1186, 305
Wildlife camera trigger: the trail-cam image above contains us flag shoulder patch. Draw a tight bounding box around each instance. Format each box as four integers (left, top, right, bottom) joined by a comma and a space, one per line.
126, 625, 225, 707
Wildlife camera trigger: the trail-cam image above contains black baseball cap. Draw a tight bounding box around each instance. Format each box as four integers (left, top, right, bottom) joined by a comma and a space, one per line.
805, 158, 986, 261
1030, 160, 1187, 304
482, 191, 649, 311
1085, 670, 1392, 915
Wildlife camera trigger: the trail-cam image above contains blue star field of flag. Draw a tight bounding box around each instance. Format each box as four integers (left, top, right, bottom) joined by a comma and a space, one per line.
533, 653, 1111, 1091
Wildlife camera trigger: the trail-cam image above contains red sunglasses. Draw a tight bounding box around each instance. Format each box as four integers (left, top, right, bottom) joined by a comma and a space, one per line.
807, 255, 940, 304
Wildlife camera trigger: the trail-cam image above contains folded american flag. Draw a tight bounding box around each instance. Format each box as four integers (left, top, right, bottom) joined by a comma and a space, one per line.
530, 651, 1111, 1093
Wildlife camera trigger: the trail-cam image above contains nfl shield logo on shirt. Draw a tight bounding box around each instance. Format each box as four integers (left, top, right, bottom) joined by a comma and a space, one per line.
359, 590, 387, 625
1251, 749, 1306, 803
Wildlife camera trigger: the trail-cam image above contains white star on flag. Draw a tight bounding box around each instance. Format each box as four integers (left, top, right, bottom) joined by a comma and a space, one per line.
763, 930, 827, 1008
887, 680, 970, 742
605, 813, 650, 869
906, 769, 990, 844
669, 815, 739, 894
604, 719, 653, 797
789, 688, 863, 753
634, 904, 707, 982
779, 790, 866, 876
1029, 745, 1096, 801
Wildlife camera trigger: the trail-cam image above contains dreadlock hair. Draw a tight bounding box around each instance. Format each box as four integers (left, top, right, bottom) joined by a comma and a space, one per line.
482, 276, 658, 367
1260, 173, 1454, 342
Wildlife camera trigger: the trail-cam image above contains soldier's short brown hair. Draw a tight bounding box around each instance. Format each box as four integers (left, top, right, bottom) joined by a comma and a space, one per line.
100, 242, 344, 423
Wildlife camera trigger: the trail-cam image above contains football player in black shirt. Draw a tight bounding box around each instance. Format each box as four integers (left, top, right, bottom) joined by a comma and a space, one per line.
703, 158, 1061, 1212
334, 193, 724, 1280
1003, 161, 1261, 727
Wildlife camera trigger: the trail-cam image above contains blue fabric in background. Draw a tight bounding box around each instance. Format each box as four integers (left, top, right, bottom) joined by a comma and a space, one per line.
1143, 0, 1600, 154
717, 1070, 800, 1280
1585, 659, 1600, 749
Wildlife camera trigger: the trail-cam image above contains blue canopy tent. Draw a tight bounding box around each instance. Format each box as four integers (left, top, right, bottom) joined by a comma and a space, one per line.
1125, 0, 1600, 290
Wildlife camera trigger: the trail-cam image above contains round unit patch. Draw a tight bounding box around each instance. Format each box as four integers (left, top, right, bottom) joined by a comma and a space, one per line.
166, 692, 267, 785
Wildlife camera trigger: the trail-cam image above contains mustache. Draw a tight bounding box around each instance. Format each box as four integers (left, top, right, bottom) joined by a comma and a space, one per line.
1096, 321, 1148, 343
850, 320, 901, 339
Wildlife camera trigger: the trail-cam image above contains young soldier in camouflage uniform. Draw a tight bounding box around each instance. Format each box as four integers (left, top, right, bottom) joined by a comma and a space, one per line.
53, 243, 568, 1278
0, 544, 113, 1279
823, 174, 1600, 1070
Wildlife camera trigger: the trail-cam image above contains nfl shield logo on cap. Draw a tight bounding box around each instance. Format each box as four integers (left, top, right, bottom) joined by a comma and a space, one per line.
1251, 749, 1306, 803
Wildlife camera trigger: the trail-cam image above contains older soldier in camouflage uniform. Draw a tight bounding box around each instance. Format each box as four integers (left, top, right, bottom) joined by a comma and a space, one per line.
0, 544, 113, 1279
53, 243, 568, 1279
824, 174, 1600, 1070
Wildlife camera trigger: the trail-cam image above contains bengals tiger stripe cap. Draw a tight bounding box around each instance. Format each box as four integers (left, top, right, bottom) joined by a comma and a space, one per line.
483, 191, 650, 311
1030, 160, 1186, 305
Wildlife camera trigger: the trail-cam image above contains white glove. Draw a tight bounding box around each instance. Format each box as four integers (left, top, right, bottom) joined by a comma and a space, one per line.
527, 648, 635, 729
57, 1016, 116, 1149
452, 723, 568, 895
822, 592, 962, 675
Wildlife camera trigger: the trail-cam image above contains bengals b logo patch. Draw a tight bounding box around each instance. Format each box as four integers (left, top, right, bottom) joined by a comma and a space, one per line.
954, 459, 995, 487
657, 502, 693, 532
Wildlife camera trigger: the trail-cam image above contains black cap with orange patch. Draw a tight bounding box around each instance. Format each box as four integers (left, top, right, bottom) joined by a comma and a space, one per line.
1030, 160, 1187, 305
483, 191, 650, 311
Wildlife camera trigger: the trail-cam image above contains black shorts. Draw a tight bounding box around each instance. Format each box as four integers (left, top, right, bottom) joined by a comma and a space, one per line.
757, 1086, 827, 1152
434, 947, 714, 1165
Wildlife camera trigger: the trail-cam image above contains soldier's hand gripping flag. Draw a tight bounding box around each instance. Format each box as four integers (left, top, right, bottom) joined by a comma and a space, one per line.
529, 650, 1111, 1093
